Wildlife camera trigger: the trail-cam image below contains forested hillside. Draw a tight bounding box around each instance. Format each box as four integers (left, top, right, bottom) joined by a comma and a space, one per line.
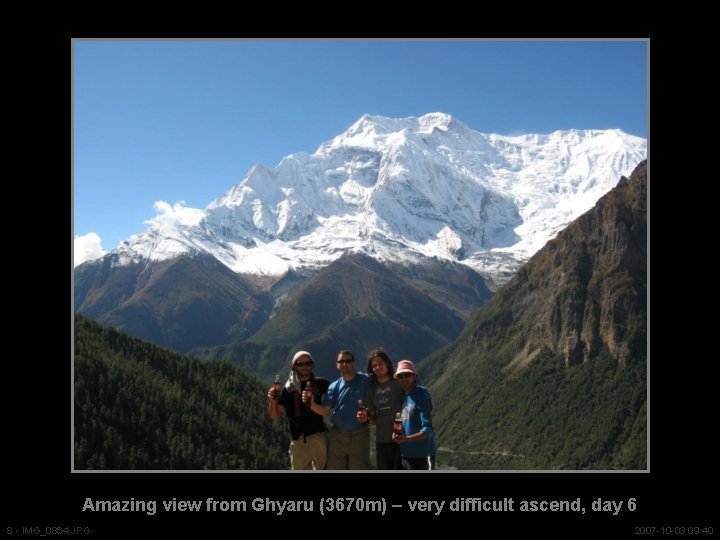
74, 315, 289, 469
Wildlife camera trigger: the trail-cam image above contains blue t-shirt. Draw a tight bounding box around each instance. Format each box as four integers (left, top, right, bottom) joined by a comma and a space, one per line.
324, 373, 370, 431
400, 385, 437, 459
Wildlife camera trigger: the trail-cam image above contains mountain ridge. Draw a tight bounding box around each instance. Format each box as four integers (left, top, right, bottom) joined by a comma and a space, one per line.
197, 252, 491, 380
75, 112, 645, 359
81, 112, 645, 287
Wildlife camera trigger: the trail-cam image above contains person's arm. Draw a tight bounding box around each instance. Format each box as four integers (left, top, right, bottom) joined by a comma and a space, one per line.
309, 399, 331, 416
361, 388, 376, 425
393, 430, 427, 444
310, 384, 332, 416
267, 388, 285, 419
414, 397, 434, 440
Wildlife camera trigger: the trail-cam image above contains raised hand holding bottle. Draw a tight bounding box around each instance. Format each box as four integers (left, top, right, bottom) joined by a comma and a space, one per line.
302, 381, 313, 407
272, 373, 282, 399
357, 399, 369, 424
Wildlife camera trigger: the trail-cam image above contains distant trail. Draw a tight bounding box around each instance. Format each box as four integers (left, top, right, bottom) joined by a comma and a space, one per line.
438, 446, 525, 458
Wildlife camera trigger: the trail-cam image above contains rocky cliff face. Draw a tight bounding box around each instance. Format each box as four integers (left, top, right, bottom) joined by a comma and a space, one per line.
494, 160, 646, 368
421, 161, 647, 469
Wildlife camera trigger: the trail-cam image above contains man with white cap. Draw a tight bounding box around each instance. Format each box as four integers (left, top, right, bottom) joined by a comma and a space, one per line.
391, 359, 437, 470
267, 351, 330, 470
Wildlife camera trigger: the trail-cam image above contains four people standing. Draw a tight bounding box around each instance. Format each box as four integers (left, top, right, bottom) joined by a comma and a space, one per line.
268, 349, 436, 471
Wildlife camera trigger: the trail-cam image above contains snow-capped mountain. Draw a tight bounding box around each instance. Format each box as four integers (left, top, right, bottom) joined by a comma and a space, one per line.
112, 112, 646, 285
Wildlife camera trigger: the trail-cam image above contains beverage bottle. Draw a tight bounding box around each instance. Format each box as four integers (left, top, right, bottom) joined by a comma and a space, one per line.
393, 412, 403, 435
302, 381, 313, 407
273, 373, 282, 399
358, 399, 369, 424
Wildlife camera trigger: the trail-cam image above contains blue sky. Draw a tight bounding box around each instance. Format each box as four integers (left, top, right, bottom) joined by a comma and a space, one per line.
73, 39, 647, 264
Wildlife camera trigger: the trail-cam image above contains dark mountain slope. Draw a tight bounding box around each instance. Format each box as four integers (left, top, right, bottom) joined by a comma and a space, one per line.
202, 253, 487, 380
421, 160, 647, 469
75, 255, 272, 352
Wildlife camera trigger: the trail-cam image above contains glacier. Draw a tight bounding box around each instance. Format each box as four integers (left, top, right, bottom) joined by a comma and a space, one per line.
106, 112, 646, 286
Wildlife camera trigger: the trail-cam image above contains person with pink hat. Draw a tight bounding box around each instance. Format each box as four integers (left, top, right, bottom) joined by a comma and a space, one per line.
267, 350, 330, 470
392, 359, 437, 470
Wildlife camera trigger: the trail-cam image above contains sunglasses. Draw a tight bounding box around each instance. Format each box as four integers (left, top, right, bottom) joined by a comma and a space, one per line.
337, 359, 354, 364
295, 362, 313, 367
396, 372, 414, 379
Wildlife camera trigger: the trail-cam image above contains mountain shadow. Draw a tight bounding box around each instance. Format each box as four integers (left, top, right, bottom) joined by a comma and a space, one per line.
200, 253, 491, 380
75, 254, 273, 352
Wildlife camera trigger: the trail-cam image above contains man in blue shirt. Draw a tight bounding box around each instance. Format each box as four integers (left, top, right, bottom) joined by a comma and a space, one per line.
310, 350, 370, 469
391, 360, 437, 470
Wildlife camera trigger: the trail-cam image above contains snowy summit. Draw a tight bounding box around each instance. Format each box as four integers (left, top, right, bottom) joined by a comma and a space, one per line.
108, 113, 646, 285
